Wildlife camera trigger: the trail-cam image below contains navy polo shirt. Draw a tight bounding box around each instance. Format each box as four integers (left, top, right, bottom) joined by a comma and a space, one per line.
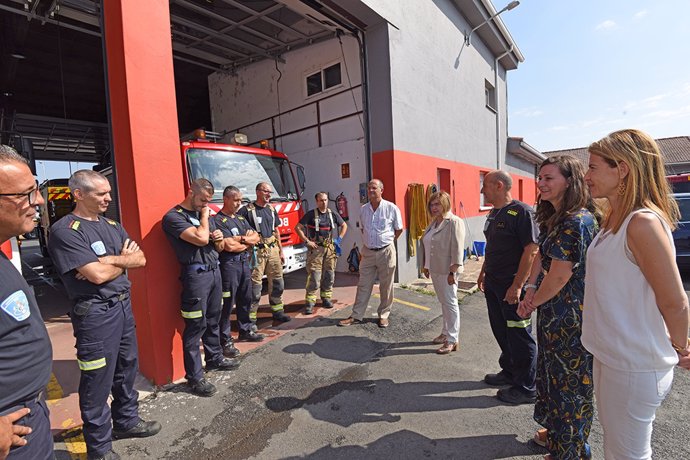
0, 252, 53, 412
213, 211, 253, 261
49, 215, 132, 301
299, 208, 344, 240
162, 206, 219, 266
237, 203, 279, 238
483, 200, 539, 282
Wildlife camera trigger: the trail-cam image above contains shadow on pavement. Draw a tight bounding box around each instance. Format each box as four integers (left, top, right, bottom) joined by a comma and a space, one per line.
265, 378, 505, 427
283, 336, 434, 364
282, 429, 539, 460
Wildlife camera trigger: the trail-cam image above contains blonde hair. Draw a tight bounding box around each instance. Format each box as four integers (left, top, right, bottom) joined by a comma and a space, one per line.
427, 191, 451, 215
588, 129, 678, 232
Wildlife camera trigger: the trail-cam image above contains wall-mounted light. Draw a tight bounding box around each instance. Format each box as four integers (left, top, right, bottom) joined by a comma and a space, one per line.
464, 1, 519, 46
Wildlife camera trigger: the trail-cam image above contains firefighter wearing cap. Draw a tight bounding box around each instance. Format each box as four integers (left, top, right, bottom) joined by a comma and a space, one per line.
162, 178, 241, 399
238, 182, 291, 327
0, 145, 53, 460
295, 192, 347, 314
49, 169, 160, 460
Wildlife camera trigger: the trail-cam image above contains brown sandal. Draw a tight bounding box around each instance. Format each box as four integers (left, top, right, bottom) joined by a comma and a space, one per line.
432, 334, 447, 344
436, 342, 458, 354
533, 428, 547, 447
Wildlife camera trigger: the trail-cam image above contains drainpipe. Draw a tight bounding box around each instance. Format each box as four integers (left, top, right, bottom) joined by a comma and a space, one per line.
494, 45, 513, 169
354, 30, 373, 181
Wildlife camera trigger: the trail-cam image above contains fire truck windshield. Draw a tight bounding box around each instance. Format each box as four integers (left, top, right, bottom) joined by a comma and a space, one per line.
186, 148, 299, 202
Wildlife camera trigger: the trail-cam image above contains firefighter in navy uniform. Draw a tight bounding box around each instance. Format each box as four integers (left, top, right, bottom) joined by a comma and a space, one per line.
213, 186, 264, 345
238, 182, 291, 327
0, 145, 53, 460
49, 170, 160, 460
162, 178, 240, 398
295, 192, 347, 314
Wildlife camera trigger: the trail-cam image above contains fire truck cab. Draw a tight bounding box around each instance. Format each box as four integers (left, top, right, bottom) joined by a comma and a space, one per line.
37, 178, 73, 257
180, 130, 308, 273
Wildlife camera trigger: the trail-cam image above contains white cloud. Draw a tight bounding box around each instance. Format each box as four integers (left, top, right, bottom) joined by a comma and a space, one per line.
595, 20, 617, 31
634, 10, 648, 20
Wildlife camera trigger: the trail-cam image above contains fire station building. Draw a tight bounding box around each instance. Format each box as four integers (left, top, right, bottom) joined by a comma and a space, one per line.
0, 0, 543, 384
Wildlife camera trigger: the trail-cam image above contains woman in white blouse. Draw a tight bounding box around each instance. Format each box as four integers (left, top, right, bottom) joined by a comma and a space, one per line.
583, 129, 690, 459
420, 191, 465, 354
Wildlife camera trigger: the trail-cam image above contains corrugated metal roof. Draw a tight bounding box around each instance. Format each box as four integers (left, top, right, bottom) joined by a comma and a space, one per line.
544, 136, 690, 166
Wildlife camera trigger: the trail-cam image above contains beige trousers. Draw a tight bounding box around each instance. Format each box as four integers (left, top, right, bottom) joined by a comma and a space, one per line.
351, 244, 396, 320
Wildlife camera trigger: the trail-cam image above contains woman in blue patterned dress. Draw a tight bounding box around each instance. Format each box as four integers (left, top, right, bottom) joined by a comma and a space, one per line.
517, 155, 599, 460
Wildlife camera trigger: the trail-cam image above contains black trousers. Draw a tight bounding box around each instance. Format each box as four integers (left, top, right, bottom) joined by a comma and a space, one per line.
220, 256, 253, 342
484, 275, 537, 394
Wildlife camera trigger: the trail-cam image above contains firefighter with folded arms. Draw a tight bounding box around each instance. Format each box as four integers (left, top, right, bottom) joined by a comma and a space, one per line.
49, 170, 160, 460
238, 182, 291, 327
162, 178, 240, 399
295, 192, 347, 314
213, 186, 265, 347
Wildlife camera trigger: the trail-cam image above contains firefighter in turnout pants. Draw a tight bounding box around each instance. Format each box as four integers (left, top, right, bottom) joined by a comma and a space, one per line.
49, 170, 160, 460
238, 182, 291, 326
162, 178, 241, 398
213, 186, 265, 345
295, 192, 347, 314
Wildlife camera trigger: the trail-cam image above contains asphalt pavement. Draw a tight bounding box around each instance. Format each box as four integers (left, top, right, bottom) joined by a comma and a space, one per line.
52, 274, 690, 459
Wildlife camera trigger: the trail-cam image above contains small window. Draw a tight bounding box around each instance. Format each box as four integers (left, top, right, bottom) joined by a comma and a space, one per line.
324, 63, 342, 89
485, 80, 496, 111
306, 72, 322, 97
304, 61, 343, 97
479, 171, 493, 210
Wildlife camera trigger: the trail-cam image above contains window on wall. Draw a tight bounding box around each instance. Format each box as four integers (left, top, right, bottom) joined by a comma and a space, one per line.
485, 80, 496, 111
305, 62, 342, 97
480, 171, 490, 209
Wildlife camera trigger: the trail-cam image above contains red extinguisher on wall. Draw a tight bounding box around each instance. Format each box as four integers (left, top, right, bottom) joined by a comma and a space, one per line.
336, 192, 349, 221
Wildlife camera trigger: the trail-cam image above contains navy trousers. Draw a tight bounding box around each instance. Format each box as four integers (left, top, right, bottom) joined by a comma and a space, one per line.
484, 275, 537, 394
220, 256, 253, 342
180, 266, 223, 381
71, 296, 140, 457
5, 394, 54, 460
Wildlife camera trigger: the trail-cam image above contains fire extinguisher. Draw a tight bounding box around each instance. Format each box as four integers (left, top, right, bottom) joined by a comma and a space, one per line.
336, 192, 349, 221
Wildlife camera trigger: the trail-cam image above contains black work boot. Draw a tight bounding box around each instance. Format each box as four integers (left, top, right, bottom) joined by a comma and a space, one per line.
305, 302, 315, 314
188, 378, 216, 397
238, 330, 265, 342
272, 311, 291, 323
223, 341, 241, 358
88, 450, 121, 460
322, 299, 333, 308
112, 420, 162, 439
205, 357, 240, 372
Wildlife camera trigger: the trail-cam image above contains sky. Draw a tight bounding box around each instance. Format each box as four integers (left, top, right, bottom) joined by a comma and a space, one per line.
36, 160, 96, 184
500, 0, 690, 152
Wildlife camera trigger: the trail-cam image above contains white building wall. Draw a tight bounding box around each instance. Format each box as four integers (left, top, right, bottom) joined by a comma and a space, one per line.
208, 37, 367, 272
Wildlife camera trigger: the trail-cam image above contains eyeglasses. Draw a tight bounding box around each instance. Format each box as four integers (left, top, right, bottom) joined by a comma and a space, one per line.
0, 180, 40, 206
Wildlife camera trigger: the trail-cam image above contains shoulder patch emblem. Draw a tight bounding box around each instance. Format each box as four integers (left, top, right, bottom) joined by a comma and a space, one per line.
1, 290, 30, 322
221, 217, 228, 223
176, 207, 183, 213
506, 210, 518, 216
70, 220, 81, 231
106, 219, 118, 225
238, 216, 244, 220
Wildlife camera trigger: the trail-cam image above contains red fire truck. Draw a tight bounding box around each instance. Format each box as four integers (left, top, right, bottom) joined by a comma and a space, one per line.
180, 130, 308, 273
0, 238, 22, 273
667, 173, 690, 194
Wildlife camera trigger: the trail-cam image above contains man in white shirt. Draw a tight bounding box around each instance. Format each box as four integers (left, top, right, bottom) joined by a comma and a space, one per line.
339, 179, 402, 328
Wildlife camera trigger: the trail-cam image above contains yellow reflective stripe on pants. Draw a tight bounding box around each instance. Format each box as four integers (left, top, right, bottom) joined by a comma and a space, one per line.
249, 311, 257, 321
78, 357, 106, 371
305, 294, 317, 303
507, 318, 531, 328
181, 309, 203, 319
270, 303, 284, 312
222, 291, 231, 298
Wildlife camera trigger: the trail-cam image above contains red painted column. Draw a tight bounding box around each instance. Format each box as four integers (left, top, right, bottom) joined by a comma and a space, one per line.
103, 0, 186, 384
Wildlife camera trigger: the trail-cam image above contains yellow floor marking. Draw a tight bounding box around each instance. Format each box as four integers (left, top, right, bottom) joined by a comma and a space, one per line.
47, 372, 87, 459
373, 293, 431, 311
